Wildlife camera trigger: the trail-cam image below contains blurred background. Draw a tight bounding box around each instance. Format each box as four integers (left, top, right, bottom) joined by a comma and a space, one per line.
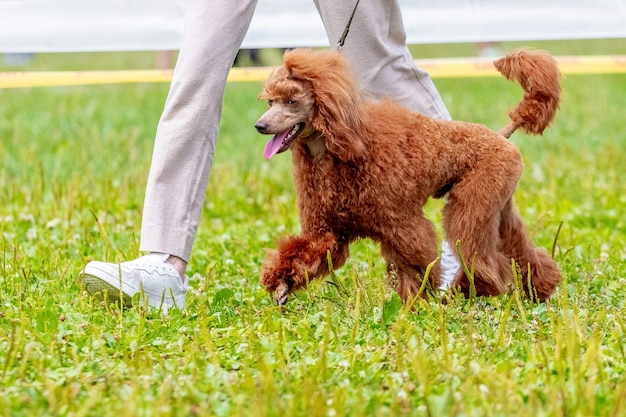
1, 0, 625, 73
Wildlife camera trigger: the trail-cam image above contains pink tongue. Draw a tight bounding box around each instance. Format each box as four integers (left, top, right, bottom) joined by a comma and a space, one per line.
263, 129, 290, 159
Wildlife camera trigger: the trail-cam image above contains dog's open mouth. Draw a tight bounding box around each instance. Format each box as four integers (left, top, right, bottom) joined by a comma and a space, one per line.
263, 123, 305, 159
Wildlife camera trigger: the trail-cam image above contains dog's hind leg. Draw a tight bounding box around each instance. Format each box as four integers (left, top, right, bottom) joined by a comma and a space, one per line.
498, 199, 561, 302
443, 154, 523, 298
260, 232, 350, 304
444, 222, 512, 298
380, 214, 441, 303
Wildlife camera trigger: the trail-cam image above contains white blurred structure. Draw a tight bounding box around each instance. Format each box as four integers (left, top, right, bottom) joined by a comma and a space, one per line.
0, 0, 625, 53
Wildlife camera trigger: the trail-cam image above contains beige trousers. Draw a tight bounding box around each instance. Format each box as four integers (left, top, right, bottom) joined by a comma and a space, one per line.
140, 0, 451, 262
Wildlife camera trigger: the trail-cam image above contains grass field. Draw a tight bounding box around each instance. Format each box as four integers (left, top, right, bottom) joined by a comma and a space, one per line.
1, 40, 626, 416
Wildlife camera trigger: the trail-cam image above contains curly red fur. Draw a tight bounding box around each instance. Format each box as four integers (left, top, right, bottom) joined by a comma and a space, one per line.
283, 49, 368, 160
256, 48, 562, 305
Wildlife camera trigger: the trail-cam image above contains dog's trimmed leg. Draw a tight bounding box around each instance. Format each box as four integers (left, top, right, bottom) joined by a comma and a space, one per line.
260, 232, 349, 304
444, 204, 513, 297
498, 199, 561, 302
443, 153, 523, 297
381, 243, 441, 303
379, 215, 441, 303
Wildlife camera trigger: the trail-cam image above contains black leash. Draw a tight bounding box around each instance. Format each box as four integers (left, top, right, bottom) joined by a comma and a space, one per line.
336, 0, 361, 51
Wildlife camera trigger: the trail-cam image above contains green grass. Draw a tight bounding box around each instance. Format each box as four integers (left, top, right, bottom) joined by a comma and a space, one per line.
1, 40, 626, 416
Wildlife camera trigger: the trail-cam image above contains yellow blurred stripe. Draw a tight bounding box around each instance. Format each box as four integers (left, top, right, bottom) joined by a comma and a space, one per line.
552, 55, 626, 75
415, 55, 626, 78
0, 69, 174, 88
1, 55, 625, 89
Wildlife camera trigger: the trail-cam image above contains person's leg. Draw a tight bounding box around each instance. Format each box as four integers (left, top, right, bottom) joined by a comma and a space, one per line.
81, 0, 259, 310
314, 0, 459, 286
313, 0, 450, 119
141, 0, 258, 266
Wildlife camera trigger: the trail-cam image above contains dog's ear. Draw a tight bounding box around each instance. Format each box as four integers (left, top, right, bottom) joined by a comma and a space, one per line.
284, 49, 367, 161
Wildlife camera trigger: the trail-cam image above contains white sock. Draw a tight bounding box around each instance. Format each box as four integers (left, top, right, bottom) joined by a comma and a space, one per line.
440, 240, 460, 290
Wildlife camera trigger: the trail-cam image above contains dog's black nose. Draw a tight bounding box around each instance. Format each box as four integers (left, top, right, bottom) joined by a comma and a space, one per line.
255, 121, 268, 133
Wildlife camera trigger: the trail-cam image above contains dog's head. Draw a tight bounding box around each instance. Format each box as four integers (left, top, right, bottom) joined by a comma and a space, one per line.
255, 48, 367, 161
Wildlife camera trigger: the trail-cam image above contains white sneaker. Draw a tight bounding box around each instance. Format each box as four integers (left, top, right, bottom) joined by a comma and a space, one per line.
80, 253, 188, 312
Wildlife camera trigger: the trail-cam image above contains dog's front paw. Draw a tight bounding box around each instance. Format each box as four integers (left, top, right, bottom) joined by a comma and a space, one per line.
260, 249, 297, 305
261, 270, 294, 305
274, 280, 292, 305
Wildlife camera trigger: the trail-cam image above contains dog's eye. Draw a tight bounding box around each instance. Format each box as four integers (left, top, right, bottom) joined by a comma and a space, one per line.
287, 100, 298, 105
267, 99, 274, 107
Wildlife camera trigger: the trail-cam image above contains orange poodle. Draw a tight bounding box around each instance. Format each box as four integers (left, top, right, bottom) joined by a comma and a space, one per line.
255, 48, 562, 305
